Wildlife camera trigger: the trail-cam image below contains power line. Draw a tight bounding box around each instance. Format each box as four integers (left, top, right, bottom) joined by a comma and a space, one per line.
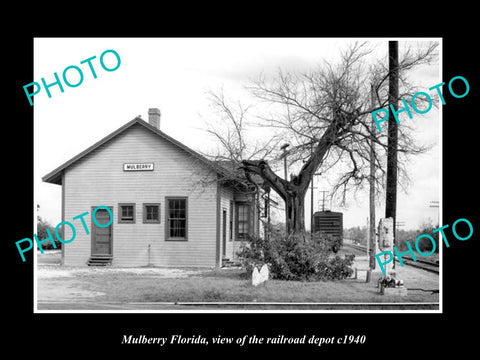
318, 190, 329, 212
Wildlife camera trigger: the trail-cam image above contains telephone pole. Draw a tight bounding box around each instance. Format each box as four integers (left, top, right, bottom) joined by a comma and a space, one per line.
279, 143, 290, 228
318, 190, 329, 212
280, 143, 290, 181
385, 41, 399, 220
385, 40, 399, 251
430, 200, 440, 227
310, 172, 322, 234
368, 83, 377, 275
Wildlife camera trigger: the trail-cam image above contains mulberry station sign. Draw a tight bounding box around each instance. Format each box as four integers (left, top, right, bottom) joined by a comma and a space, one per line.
123, 163, 154, 171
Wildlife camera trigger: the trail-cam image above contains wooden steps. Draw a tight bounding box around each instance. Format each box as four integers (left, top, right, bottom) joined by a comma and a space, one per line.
87, 255, 112, 266
222, 257, 241, 268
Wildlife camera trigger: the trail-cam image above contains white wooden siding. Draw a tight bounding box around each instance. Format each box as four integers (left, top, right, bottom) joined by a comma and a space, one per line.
63, 123, 218, 267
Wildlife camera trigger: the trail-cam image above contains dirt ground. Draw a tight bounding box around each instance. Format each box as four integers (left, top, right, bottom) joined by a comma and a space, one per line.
36, 250, 209, 301
36, 250, 440, 311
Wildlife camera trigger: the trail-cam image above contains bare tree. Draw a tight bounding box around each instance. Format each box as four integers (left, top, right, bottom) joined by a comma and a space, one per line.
204, 41, 439, 236
203, 89, 280, 164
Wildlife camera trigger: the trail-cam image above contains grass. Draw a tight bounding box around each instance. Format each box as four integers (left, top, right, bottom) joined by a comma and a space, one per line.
68, 267, 438, 304
37, 251, 440, 307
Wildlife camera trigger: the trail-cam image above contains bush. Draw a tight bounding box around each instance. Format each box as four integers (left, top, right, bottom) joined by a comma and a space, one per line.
396, 225, 439, 254
37, 217, 61, 250
237, 230, 354, 281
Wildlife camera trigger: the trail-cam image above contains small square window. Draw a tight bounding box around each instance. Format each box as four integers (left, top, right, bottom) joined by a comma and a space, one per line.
119, 203, 135, 223
143, 203, 160, 223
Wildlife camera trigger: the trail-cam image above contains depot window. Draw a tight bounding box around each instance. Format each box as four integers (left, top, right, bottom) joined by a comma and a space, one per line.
118, 203, 135, 223
236, 203, 250, 240
143, 203, 160, 223
165, 197, 188, 241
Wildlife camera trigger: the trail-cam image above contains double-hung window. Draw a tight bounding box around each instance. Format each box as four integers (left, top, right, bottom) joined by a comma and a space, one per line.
236, 203, 250, 240
229, 201, 234, 241
166, 197, 188, 240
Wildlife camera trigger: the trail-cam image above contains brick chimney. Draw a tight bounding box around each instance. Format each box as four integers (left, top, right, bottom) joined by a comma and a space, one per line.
148, 108, 161, 129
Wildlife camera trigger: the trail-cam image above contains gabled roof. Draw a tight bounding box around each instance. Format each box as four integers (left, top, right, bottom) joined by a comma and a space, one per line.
42, 117, 242, 185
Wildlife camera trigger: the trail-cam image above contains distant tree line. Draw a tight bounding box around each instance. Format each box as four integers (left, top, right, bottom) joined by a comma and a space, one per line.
344, 226, 367, 245
37, 205, 61, 250
396, 220, 439, 254
344, 220, 439, 254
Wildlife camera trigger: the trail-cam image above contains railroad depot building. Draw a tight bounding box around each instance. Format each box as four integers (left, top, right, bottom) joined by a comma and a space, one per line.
42, 108, 264, 268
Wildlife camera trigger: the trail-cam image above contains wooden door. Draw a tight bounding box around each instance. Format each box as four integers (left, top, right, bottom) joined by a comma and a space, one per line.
91, 207, 113, 255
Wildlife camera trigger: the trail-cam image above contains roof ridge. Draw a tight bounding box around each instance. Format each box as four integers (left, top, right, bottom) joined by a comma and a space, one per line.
42, 117, 241, 185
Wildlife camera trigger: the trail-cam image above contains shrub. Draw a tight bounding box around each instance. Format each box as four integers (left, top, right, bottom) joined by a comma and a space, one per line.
237, 230, 354, 281
37, 217, 61, 250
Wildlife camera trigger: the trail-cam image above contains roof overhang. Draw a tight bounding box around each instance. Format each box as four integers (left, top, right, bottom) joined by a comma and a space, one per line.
42, 117, 241, 186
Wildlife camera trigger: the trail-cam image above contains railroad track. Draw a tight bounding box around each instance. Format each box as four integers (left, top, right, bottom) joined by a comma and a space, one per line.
344, 242, 369, 253
342, 242, 439, 274
397, 256, 439, 274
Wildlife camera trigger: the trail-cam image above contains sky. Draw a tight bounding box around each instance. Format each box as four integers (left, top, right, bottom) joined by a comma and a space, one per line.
33, 37, 441, 231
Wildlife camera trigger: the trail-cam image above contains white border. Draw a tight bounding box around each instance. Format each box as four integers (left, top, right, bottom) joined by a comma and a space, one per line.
33, 37, 443, 314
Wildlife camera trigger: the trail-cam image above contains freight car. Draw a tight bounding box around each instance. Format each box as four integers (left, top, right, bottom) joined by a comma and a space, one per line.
312, 210, 343, 252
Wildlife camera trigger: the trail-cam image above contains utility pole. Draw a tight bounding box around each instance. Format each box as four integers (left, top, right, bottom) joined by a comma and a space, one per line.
395, 221, 405, 232
310, 172, 322, 235
385, 41, 399, 261
368, 83, 377, 276
280, 143, 290, 181
430, 200, 440, 227
318, 190, 329, 212
311, 179, 315, 231
279, 143, 290, 229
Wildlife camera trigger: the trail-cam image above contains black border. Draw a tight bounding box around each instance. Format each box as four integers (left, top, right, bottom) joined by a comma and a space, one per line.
7, 18, 477, 356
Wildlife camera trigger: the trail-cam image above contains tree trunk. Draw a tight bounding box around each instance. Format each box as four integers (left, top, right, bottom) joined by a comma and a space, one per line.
284, 191, 306, 234
241, 110, 353, 237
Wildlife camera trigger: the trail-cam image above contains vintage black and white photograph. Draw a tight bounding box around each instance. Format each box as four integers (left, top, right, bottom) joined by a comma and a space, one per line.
32, 37, 442, 312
